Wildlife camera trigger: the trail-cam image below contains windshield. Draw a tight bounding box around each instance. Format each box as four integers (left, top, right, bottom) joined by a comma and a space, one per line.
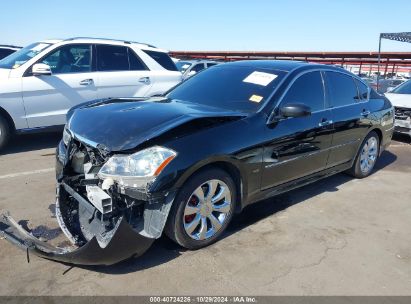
175, 61, 192, 73
0, 42, 52, 69
391, 80, 411, 94
167, 65, 287, 112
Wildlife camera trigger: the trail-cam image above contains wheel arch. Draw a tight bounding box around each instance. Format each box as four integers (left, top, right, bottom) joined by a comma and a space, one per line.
369, 127, 383, 154
173, 158, 246, 213
0, 106, 16, 132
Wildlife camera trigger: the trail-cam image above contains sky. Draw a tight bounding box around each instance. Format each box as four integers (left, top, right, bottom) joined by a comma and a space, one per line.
1, 0, 411, 52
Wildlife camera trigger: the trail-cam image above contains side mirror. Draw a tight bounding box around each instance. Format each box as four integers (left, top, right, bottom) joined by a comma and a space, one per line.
32, 63, 52, 76
280, 103, 311, 118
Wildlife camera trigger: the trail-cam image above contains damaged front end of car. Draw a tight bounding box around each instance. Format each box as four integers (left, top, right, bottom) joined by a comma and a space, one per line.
0, 130, 177, 266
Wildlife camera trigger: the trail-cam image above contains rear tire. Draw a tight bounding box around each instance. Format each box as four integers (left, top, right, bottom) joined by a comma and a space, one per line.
348, 131, 380, 178
0, 115, 12, 151
165, 168, 236, 250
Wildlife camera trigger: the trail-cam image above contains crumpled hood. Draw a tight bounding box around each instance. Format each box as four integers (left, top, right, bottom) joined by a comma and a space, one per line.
385, 93, 411, 109
68, 97, 247, 151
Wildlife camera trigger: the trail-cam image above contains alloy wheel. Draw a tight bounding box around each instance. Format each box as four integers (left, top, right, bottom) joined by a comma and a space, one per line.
360, 136, 378, 174
183, 179, 232, 241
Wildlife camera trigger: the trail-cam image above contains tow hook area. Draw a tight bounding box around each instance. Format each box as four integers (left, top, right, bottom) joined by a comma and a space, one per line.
0, 212, 154, 266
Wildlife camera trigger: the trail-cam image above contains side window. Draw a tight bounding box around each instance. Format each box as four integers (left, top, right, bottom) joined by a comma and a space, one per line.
191, 63, 205, 73
207, 63, 217, 68
281, 71, 325, 112
142, 50, 178, 71
97, 45, 129, 71
128, 49, 148, 71
326, 72, 358, 107
41, 44, 91, 74
354, 79, 369, 100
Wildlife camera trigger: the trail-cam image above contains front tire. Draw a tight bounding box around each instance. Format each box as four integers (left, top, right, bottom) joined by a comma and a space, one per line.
165, 168, 236, 250
348, 131, 380, 178
0, 115, 12, 151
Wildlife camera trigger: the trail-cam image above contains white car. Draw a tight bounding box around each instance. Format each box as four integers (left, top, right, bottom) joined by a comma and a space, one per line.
385, 79, 411, 137
0, 37, 182, 149
175, 60, 219, 80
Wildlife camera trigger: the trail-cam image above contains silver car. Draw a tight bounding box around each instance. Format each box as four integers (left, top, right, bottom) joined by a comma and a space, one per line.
176, 60, 219, 80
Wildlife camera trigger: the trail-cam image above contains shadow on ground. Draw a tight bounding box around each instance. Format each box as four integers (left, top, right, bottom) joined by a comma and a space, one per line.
392, 133, 411, 145
0, 132, 62, 156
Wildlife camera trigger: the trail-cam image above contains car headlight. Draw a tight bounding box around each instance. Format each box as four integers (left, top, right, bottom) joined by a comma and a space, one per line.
98, 146, 177, 189
63, 127, 71, 146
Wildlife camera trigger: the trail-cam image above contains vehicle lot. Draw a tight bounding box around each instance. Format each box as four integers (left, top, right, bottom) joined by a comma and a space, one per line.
0, 133, 410, 296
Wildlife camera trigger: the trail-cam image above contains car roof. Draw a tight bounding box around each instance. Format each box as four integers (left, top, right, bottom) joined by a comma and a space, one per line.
223, 60, 342, 73
179, 59, 219, 63
38, 37, 167, 53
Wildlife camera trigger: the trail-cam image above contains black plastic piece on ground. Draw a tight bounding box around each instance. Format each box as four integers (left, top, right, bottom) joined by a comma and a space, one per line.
0, 213, 154, 266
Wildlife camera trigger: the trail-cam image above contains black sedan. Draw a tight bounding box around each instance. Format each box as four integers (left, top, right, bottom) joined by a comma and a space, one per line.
0, 60, 394, 265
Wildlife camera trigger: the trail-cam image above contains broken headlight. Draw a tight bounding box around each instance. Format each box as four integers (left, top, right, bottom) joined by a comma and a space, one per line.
98, 146, 177, 189
63, 127, 71, 146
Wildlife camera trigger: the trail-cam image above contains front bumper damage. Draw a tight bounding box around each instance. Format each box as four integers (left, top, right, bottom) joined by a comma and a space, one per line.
0, 139, 177, 266
394, 107, 411, 136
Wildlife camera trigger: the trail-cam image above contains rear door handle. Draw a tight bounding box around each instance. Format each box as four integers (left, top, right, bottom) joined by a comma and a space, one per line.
361, 110, 371, 116
79, 79, 93, 86
138, 77, 151, 85
318, 119, 333, 127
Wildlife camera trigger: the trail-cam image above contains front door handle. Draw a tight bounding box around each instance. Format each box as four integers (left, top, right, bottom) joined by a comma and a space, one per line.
138, 77, 151, 85
79, 79, 93, 86
361, 110, 371, 116
318, 119, 333, 127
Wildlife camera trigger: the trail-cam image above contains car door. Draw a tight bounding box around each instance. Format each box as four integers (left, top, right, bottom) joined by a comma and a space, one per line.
22, 44, 97, 128
95, 44, 152, 99
324, 71, 371, 167
261, 70, 333, 190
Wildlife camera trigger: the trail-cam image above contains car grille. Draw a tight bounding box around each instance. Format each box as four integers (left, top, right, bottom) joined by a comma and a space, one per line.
395, 107, 411, 120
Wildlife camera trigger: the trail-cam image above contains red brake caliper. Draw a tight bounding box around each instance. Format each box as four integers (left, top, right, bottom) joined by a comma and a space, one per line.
185, 196, 198, 223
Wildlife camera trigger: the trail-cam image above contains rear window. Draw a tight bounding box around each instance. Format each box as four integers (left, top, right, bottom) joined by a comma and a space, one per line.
143, 50, 178, 71
96, 45, 148, 71
128, 49, 148, 71
326, 72, 358, 107
97, 45, 129, 71
354, 79, 369, 100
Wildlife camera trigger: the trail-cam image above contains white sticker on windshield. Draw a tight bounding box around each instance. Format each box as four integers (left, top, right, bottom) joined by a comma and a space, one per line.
243, 71, 278, 86
30, 43, 50, 52
182, 64, 190, 69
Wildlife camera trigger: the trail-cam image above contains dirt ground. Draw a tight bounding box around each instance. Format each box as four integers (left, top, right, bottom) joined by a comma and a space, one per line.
0, 132, 410, 296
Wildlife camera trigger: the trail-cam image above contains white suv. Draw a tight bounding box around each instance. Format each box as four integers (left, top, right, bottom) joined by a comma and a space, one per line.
0, 37, 182, 149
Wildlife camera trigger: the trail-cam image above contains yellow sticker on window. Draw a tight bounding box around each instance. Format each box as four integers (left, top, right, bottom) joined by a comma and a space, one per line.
249, 95, 263, 103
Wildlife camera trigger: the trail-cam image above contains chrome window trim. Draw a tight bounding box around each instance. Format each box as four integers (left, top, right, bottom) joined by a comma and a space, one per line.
266, 67, 371, 123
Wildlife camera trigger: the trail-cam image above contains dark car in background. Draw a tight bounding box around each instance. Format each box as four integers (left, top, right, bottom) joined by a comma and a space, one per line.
0, 45, 21, 60
0, 61, 394, 265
